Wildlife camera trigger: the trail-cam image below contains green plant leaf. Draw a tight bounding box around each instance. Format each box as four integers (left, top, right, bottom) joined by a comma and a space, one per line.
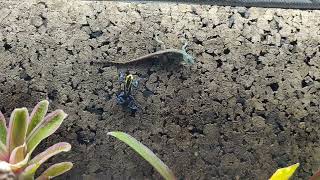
19, 143, 71, 179
9, 143, 26, 164
0, 112, 8, 161
29, 142, 71, 165
270, 163, 299, 180
0, 112, 7, 145
0, 140, 8, 161
26, 100, 49, 138
9, 151, 31, 172
108, 131, 176, 180
26, 110, 67, 155
19, 162, 37, 180
36, 162, 73, 180
7, 108, 28, 153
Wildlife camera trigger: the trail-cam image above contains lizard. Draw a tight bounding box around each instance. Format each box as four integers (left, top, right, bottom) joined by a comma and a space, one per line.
100, 35, 195, 65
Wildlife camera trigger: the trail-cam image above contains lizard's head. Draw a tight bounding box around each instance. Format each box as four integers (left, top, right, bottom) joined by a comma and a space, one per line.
181, 42, 195, 65
182, 52, 195, 65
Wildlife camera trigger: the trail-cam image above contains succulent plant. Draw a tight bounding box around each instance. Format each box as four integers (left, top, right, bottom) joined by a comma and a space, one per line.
0, 100, 72, 180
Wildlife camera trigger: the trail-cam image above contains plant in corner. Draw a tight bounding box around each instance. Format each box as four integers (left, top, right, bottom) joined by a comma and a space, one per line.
0, 100, 73, 180
270, 163, 299, 180
108, 131, 176, 180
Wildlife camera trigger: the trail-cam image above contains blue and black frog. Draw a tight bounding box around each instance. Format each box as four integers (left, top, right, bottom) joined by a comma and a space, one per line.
116, 71, 140, 116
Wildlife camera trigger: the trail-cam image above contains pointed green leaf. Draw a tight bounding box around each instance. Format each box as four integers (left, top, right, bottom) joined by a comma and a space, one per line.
29, 142, 71, 165
7, 108, 28, 153
270, 163, 299, 180
0, 112, 7, 145
108, 131, 176, 180
9, 143, 26, 164
36, 162, 73, 180
26, 100, 49, 137
22, 142, 71, 176
26, 110, 67, 155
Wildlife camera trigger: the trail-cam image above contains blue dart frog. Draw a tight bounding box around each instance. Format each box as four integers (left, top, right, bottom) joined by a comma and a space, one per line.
116, 72, 139, 116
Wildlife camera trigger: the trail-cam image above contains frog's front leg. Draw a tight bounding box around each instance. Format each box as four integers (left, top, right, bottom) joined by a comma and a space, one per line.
116, 91, 126, 105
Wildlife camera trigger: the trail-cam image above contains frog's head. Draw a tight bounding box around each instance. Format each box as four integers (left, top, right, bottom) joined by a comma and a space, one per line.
124, 74, 134, 95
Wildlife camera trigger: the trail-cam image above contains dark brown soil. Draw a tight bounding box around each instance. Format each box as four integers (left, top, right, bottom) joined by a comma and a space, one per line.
0, 1, 319, 179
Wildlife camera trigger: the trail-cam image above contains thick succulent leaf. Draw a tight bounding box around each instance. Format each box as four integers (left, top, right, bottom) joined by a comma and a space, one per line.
108, 131, 176, 180
29, 142, 71, 165
36, 162, 73, 180
270, 163, 299, 180
26, 100, 49, 137
0, 112, 7, 145
7, 108, 28, 153
0, 113, 8, 161
19, 163, 37, 180
22, 142, 71, 178
26, 110, 67, 155
0, 140, 8, 161
9, 143, 26, 164
0, 112, 8, 160
9, 151, 31, 172
310, 169, 320, 180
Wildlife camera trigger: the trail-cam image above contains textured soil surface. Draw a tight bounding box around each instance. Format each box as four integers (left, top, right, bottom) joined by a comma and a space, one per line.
1, 0, 320, 179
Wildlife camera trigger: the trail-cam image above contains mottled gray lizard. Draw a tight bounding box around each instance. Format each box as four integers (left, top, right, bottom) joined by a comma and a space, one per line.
100, 35, 195, 65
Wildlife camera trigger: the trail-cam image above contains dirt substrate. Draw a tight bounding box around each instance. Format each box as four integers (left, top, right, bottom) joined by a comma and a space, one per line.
0, 0, 320, 179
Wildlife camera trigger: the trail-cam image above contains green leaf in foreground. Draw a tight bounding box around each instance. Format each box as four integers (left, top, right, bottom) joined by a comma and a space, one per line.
7, 108, 28, 153
21, 142, 72, 179
107, 131, 176, 180
26, 100, 49, 137
36, 162, 73, 180
26, 110, 67, 155
0, 112, 7, 145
